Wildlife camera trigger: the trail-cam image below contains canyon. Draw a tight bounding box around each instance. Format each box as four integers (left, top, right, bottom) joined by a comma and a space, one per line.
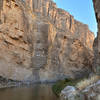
0, 0, 95, 82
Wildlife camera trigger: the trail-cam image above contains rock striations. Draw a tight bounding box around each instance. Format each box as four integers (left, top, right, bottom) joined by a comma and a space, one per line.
0, 0, 94, 82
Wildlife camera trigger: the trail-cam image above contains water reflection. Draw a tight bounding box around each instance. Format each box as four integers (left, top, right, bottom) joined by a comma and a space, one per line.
0, 84, 59, 100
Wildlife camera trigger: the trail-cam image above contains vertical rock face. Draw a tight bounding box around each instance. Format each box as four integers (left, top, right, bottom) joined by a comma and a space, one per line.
0, 0, 94, 82
93, 0, 100, 74
25, 0, 94, 50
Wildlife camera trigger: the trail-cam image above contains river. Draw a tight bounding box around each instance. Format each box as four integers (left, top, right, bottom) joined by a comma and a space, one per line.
0, 84, 59, 100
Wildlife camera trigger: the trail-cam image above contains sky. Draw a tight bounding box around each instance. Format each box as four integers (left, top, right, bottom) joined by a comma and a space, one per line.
53, 0, 97, 36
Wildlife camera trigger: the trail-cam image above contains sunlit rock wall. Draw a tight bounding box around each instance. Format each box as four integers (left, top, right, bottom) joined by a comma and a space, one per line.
0, 0, 94, 82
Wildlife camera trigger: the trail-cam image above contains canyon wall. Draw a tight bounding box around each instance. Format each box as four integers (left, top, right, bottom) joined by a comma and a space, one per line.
0, 0, 94, 82
93, 0, 100, 74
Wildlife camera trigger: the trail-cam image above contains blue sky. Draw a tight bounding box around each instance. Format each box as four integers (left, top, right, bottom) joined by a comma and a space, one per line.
53, 0, 97, 36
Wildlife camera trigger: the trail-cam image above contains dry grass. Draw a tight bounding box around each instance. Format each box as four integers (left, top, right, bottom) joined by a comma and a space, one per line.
76, 75, 100, 90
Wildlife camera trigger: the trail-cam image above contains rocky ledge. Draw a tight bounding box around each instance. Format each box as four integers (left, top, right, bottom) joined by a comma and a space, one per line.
0, 76, 20, 89
60, 80, 100, 100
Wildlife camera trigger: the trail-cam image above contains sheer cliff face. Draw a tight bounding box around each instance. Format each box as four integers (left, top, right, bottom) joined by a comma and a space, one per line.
93, 0, 100, 72
25, 0, 94, 50
0, 0, 94, 82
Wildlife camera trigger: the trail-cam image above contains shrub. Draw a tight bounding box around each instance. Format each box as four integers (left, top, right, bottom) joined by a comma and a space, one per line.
52, 75, 100, 96
52, 78, 79, 96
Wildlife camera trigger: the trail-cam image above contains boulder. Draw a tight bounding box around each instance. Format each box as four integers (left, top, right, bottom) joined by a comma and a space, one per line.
60, 86, 84, 100
60, 80, 100, 100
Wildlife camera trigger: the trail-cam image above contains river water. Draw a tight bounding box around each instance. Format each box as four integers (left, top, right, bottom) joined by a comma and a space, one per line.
0, 84, 59, 100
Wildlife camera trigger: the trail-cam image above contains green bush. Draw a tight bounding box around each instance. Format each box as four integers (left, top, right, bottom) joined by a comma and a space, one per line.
52, 78, 79, 96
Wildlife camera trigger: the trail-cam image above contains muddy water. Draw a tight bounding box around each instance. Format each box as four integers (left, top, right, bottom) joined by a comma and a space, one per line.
0, 84, 59, 100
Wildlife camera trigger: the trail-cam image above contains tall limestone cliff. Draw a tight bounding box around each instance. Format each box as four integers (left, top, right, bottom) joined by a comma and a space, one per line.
0, 0, 94, 82
93, 0, 100, 74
